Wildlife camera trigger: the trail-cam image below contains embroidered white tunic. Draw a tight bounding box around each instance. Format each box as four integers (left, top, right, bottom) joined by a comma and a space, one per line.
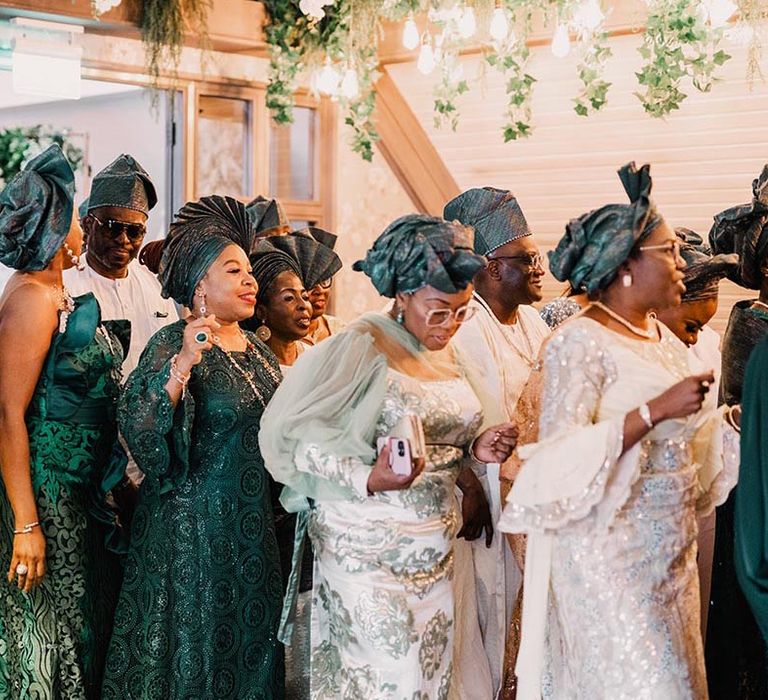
451, 295, 549, 699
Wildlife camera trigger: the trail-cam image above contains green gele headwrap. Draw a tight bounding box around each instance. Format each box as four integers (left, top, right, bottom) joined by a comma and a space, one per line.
443, 187, 531, 255
0, 144, 75, 271
675, 227, 738, 303
352, 214, 486, 298
159, 195, 251, 307
709, 164, 768, 290
258, 230, 342, 290
246, 195, 290, 239
249, 238, 302, 304
86, 154, 157, 216
548, 161, 661, 296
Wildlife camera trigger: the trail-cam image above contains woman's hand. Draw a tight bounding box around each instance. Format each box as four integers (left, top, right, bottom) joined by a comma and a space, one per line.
648, 371, 715, 423
366, 442, 425, 494
177, 315, 221, 373
8, 529, 46, 592
470, 422, 518, 464
456, 466, 493, 547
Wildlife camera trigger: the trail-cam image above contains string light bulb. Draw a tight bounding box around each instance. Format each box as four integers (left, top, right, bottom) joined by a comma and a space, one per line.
402, 13, 420, 50
551, 23, 571, 58
417, 38, 436, 75
489, 6, 509, 42
571, 0, 605, 32
317, 56, 340, 95
700, 0, 737, 28
458, 6, 477, 39
339, 68, 360, 99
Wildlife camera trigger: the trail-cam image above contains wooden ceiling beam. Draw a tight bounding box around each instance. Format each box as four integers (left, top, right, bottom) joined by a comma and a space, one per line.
374, 70, 460, 216
0, 0, 267, 53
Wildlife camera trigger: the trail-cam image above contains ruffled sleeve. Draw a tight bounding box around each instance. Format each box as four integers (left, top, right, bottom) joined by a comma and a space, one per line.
259, 325, 389, 512
117, 321, 194, 494
498, 322, 643, 535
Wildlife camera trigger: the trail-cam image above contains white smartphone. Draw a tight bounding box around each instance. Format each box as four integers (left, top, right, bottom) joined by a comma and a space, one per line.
389, 437, 413, 476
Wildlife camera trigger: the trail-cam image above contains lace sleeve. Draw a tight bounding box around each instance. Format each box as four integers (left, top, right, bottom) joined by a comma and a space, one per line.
117, 323, 194, 492
295, 444, 371, 501
538, 324, 614, 439
498, 322, 642, 535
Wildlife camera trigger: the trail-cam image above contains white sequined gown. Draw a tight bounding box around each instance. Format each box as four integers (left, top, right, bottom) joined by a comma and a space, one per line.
305, 368, 483, 699
499, 317, 738, 700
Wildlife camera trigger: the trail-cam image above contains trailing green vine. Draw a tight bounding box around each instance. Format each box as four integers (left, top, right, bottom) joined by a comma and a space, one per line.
636, 0, 730, 117
139, 0, 210, 88
0, 126, 84, 189
573, 30, 612, 116
486, 3, 538, 142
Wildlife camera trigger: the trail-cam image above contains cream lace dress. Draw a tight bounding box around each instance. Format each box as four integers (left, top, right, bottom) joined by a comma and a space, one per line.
499, 317, 738, 700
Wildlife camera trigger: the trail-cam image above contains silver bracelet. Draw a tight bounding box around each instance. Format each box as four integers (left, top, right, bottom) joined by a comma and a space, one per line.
468, 439, 485, 464
638, 403, 654, 430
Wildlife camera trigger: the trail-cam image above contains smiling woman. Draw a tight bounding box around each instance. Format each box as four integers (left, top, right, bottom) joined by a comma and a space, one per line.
102, 195, 285, 700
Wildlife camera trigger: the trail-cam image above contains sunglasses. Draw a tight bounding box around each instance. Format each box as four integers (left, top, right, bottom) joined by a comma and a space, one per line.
90, 214, 147, 242
425, 304, 477, 327
489, 253, 545, 270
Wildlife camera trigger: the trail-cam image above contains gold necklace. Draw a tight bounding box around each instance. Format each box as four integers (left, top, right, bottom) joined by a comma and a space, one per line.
475, 295, 539, 368
591, 301, 657, 341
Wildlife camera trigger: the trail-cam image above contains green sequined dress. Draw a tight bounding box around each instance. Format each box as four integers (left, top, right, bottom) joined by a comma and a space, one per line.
0, 293, 126, 699
101, 320, 285, 700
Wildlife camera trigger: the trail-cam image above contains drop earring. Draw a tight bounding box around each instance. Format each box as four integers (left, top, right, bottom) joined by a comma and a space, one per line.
621, 273, 633, 288
256, 324, 272, 342
395, 306, 405, 325
64, 242, 85, 271
196, 289, 207, 317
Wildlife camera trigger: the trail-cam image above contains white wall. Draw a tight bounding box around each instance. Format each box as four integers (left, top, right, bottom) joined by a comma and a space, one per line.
0, 87, 170, 289
387, 31, 768, 333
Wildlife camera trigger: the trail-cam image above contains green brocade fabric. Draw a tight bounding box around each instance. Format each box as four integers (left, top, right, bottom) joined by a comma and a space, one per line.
0, 293, 125, 699
102, 321, 285, 700
736, 334, 768, 642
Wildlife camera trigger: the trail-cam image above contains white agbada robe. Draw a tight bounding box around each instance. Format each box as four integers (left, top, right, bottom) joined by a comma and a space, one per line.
64, 259, 178, 483
64, 259, 178, 377
451, 293, 549, 699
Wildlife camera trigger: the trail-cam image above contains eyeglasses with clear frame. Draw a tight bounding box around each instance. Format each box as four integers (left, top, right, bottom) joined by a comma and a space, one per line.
424, 304, 477, 327
89, 214, 147, 242
489, 252, 545, 270
638, 240, 683, 260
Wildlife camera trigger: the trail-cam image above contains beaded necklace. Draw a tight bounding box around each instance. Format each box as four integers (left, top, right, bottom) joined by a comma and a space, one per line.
211, 329, 280, 407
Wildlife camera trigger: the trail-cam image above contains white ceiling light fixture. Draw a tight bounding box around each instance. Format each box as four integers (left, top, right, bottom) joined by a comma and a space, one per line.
11, 18, 83, 101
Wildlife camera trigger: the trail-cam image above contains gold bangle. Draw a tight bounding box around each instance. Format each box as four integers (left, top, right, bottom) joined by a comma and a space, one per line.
13, 521, 40, 535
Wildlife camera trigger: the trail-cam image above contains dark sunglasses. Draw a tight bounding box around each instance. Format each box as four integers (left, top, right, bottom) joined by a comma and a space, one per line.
90, 214, 147, 241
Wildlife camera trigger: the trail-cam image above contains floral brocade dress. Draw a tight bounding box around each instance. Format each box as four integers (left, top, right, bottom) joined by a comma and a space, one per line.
307, 368, 482, 699
0, 293, 126, 699
101, 321, 284, 700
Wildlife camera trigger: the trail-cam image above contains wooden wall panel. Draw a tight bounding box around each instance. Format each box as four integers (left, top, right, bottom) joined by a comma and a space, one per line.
386, 31, 768, 334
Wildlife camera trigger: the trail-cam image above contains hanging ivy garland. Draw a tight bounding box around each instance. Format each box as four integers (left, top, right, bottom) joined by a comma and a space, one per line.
170, 0, 758, 161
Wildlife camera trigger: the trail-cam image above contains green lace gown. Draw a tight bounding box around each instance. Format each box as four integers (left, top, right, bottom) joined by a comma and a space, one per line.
101, 321, 285, 700
0, 293, 126, 699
